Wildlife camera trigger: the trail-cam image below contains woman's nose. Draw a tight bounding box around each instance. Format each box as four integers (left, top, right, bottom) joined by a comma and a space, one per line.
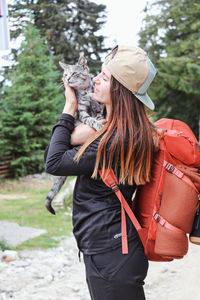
93, 74, 100, 83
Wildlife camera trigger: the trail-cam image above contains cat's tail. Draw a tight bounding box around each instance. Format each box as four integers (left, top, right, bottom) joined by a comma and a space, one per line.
45, 176, 67, 215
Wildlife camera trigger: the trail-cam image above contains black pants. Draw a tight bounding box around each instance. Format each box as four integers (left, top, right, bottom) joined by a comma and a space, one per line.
83, 238, 149, 300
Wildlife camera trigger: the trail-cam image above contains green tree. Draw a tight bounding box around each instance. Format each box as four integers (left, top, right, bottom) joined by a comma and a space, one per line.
139, 0, 200, 138
0, 23, 63, 177
9, 0, 108, 74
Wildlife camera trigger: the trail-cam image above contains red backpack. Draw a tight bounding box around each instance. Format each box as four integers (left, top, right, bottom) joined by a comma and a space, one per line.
99, 118, 200, 261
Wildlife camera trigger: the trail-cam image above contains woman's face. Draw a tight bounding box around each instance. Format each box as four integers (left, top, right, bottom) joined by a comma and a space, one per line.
93, 64, 111, 105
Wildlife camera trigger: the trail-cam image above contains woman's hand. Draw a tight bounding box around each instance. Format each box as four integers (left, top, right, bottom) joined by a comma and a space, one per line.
62, 79, 78, 117
71, 119, 106, 146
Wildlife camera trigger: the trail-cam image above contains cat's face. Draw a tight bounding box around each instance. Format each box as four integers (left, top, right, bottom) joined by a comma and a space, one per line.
59, 57, 91, 90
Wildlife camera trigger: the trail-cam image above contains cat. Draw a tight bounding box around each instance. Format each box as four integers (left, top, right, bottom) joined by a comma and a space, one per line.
60, 56, 103, 130
45, 56, 104, 215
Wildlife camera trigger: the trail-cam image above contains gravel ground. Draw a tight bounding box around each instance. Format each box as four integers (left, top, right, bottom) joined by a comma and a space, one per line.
0, 235, 200, 300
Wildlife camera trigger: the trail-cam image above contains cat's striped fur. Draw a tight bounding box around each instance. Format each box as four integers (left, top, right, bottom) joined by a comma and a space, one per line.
45, 57, 103, 215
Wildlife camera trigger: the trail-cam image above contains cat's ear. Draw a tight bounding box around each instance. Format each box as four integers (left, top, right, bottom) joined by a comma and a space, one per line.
78, 56, 87, 68
59, 61, 68, 70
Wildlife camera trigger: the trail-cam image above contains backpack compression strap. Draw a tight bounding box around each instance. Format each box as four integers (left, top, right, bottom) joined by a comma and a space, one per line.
164, 161, 199, 194
99, 169, 145, 254
153, 211, 185, 234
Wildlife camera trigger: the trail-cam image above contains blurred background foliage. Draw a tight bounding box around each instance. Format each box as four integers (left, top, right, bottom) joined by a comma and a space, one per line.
139, 0, 200, 138
0, 0, 199, 178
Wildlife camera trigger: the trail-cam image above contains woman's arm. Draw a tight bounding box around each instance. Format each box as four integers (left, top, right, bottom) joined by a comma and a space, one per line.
45, 113, 100, 176
45, 80, 102, 176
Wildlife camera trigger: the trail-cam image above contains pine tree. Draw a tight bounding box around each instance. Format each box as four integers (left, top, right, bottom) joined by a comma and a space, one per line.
0, 23, 63, 176
139, 0, 200, 138
9, 0, 108, 75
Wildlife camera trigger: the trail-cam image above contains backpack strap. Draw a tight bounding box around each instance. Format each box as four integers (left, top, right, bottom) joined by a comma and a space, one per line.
164, 161, 199, 194
99, 169, 145, 254
153, 211, 185, 234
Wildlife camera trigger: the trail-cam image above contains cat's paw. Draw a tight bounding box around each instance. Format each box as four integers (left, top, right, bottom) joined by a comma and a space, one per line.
93, 121, 104, 131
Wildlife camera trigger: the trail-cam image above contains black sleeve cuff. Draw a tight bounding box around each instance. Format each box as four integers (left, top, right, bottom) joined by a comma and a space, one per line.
59, 113, 75, 123
52, 113, 75, 134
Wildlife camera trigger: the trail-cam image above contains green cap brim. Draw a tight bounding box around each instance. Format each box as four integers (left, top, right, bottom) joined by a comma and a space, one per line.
134, 92, 155, 110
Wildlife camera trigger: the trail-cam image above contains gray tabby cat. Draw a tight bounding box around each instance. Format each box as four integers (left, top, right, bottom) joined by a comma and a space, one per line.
45, 56, 103, 215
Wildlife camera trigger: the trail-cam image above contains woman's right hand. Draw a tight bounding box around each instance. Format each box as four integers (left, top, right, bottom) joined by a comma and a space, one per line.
71, 119, 106, 146
62, 79, 78, 117
71, 123, 96, 146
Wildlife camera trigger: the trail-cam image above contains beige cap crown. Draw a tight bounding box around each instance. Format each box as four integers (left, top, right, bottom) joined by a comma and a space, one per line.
105, 45, 157, 110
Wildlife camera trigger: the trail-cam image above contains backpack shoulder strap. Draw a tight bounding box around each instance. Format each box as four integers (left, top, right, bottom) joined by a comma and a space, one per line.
99, 169, 145, 254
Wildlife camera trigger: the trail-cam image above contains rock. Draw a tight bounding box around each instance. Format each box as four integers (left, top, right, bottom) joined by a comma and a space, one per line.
5, 257, 15, 262
0, 250, 4, 260
3, 250, 19, 261
10, 260, 29, 267
0, 221, 47, 247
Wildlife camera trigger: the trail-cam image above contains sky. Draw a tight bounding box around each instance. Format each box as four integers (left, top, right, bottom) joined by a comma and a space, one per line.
92, 0, 151, 48
0, 0, 152, 68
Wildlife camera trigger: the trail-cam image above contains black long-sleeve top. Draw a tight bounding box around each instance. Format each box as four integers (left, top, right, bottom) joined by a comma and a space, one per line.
45, 113, 138, 254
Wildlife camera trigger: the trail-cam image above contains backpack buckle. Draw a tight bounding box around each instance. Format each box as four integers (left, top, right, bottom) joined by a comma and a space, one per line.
153, 212, 161, 223
165, 162, 175, 173
110, 181, 119, 192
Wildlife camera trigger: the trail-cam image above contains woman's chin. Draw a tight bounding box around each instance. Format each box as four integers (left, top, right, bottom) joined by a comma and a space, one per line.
93, 94, 99, 101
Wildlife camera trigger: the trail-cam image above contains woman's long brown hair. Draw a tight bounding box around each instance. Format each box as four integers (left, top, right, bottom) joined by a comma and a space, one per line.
75, 75, 158, 186
75, 64, 158, 185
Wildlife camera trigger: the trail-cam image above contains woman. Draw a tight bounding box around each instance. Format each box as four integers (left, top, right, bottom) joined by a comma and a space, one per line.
45, 45, 157, 300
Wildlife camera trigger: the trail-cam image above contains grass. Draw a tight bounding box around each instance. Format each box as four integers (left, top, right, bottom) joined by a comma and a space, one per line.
0, 239, 12, 251
0, 175, 75, 250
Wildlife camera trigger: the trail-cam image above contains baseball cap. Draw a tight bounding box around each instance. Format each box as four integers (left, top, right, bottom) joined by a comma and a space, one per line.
105, 45, 157, 110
